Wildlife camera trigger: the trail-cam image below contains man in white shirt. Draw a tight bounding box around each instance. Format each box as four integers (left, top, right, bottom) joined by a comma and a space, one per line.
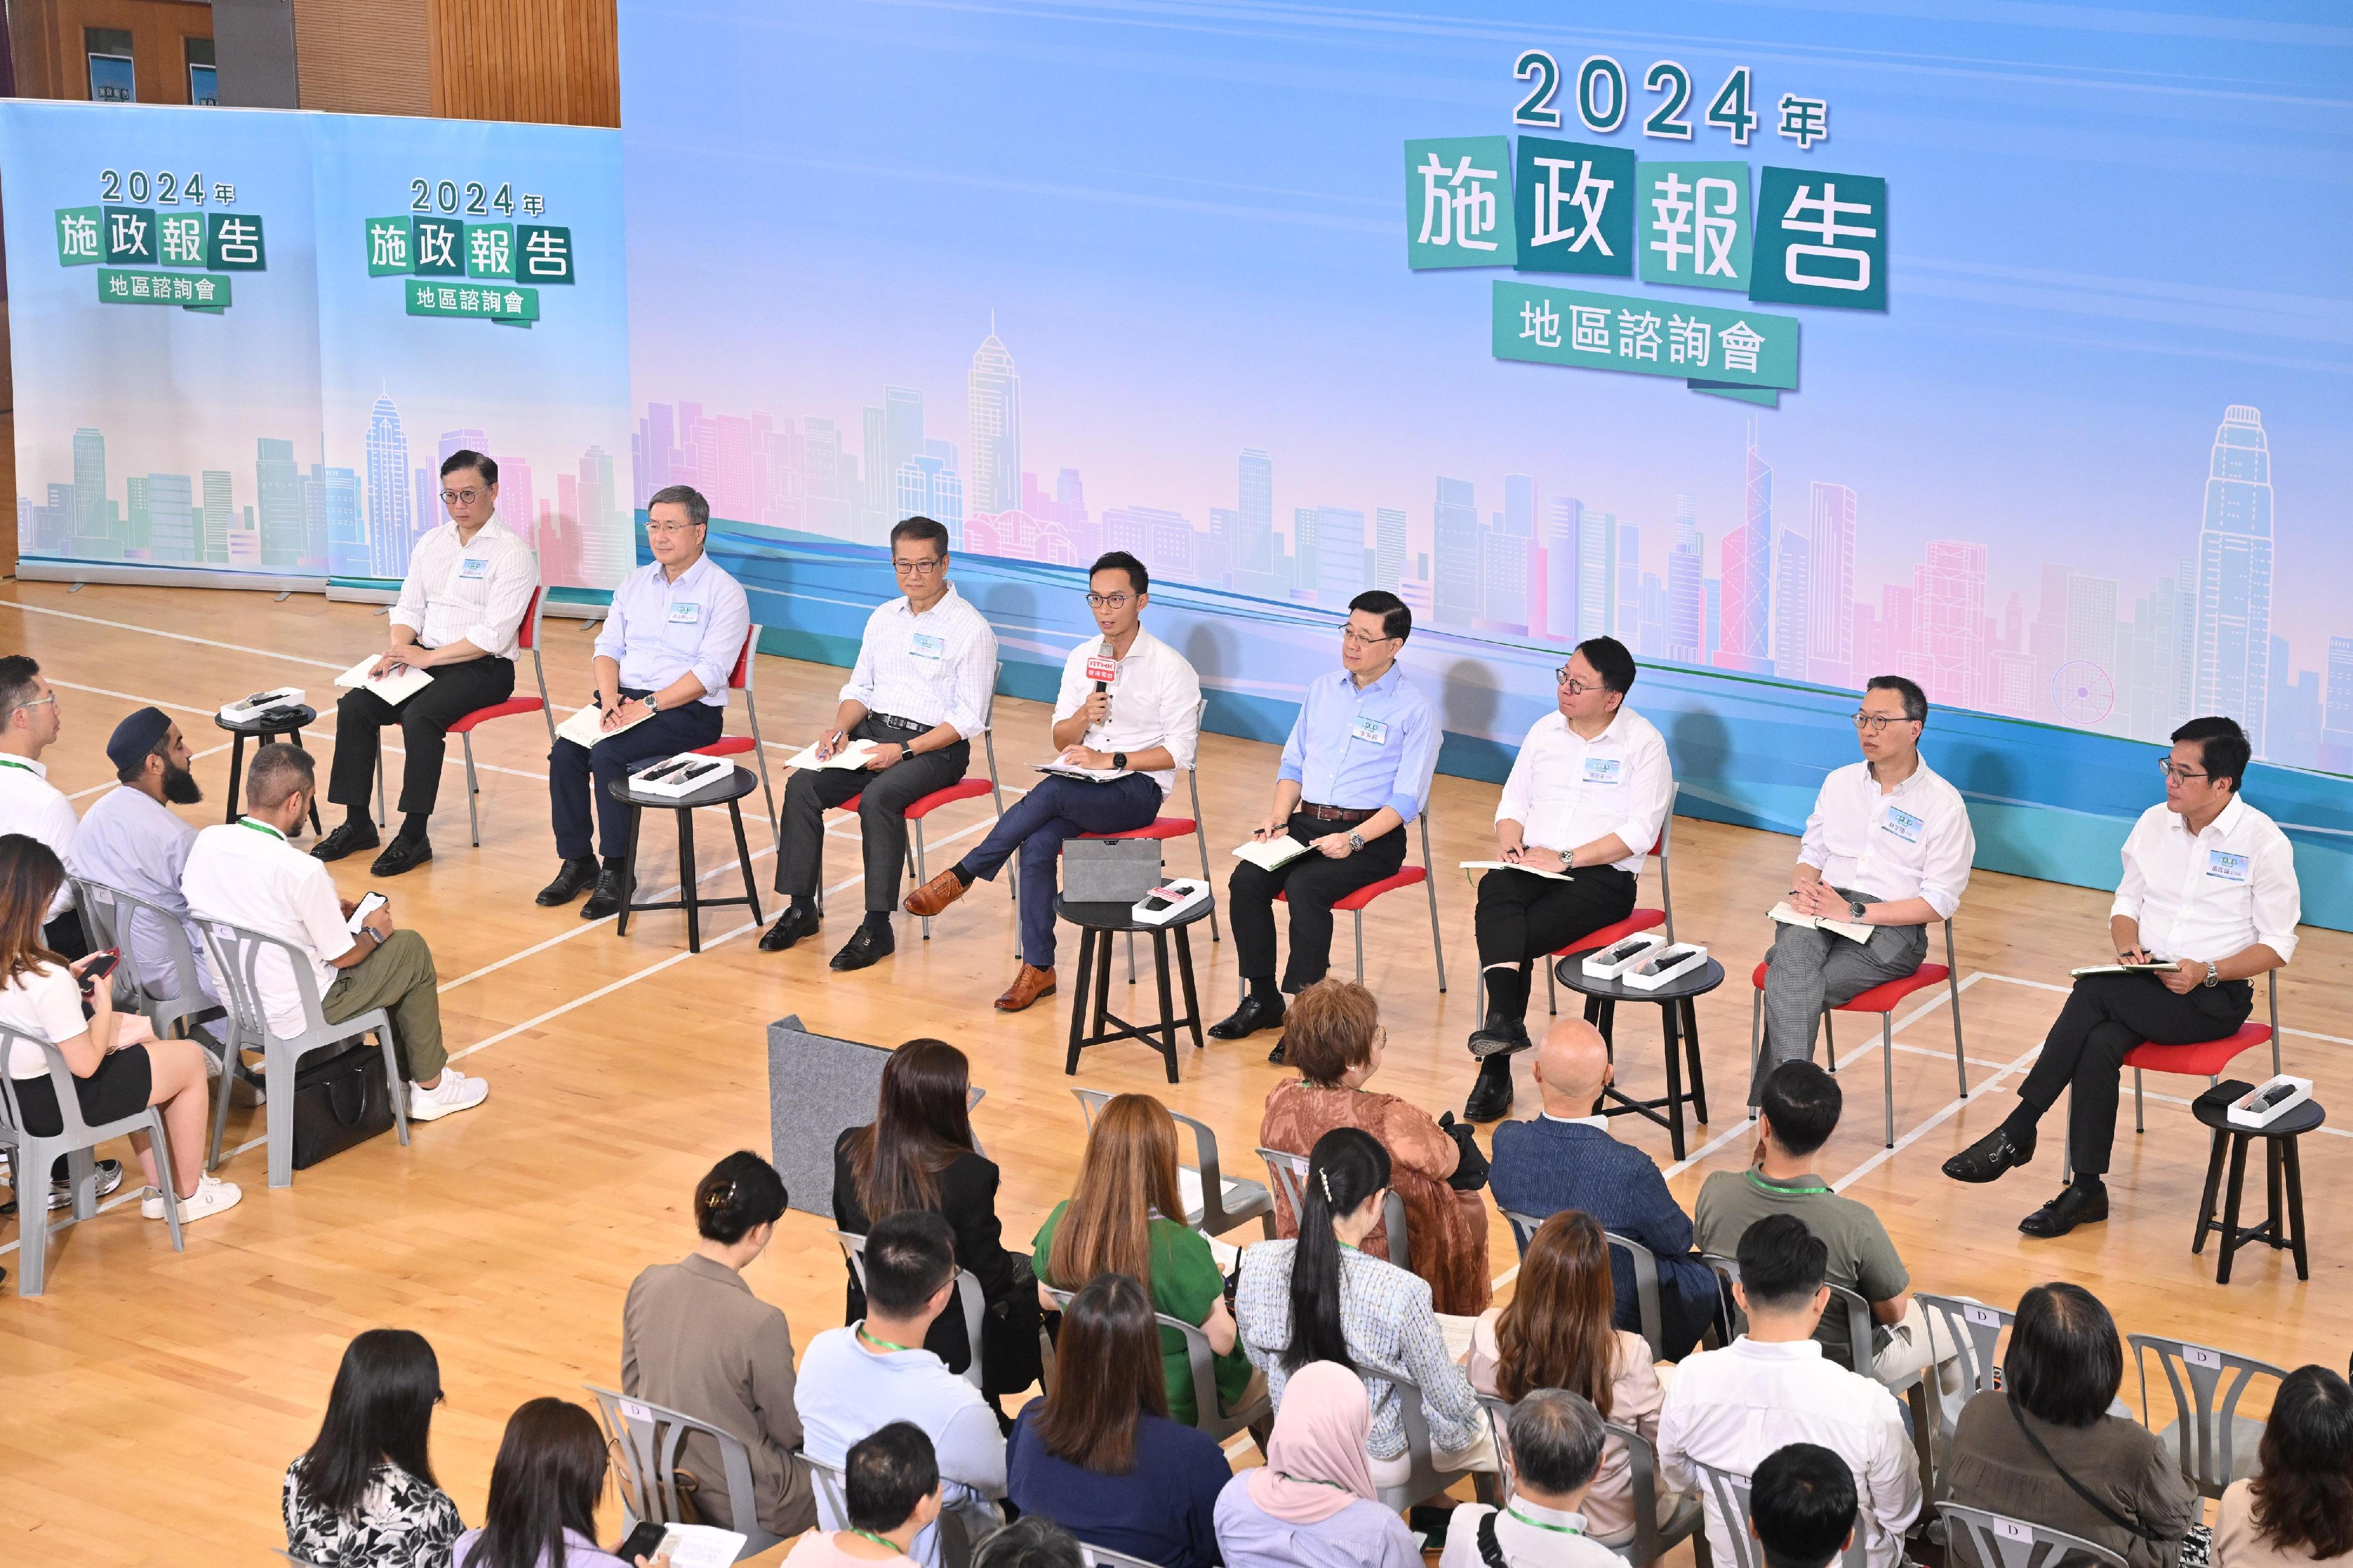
1945, 714, 2300, 1239
1757, 675, 1974, 1103
182, 745, 487, 1122
1439, 1390, 1621, 1568
795, 1209, 1008, 1568
536, 484, 751, 920
66, 708, 215, 1013
901, 551, 1199, 1012
1466, 636, 1674, 1120
316, 449, 539, 878
761, 516, 999, 974
0, 655, 85, 956
1656, 1214, 1920, 1568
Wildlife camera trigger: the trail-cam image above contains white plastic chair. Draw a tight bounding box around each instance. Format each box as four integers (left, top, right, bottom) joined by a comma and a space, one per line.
0, 1025, 185, 1295
1071, 1086, 1274, 1239
585, 1382, 785, 1560
2129, 1332, 2285, 1498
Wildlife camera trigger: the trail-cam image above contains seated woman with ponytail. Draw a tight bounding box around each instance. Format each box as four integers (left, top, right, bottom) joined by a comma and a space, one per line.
1234, 1126, 1493, 1489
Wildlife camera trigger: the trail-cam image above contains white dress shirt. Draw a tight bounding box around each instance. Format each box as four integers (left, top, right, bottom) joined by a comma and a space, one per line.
0, 959, 89, 1079
1439, 1499, 1622, 1568
2112, 795, 2300, 965
182, 819, 355, 1040
68, 785, 209, 1001
841, 583, 998, 738
1051, 626, 1202, 798
1656, 1337, 1921, 1568
391, 513, 539, 661
1497, 706, 1673, 875
0, 755, 79, 916
1798, 759, 1974, 920
593, 553, 751, 709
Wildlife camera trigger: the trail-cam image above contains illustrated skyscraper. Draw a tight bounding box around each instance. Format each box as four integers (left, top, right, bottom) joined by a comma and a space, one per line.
966, 321, 1022, 515
255, 438, 305, 568
1714, 419, 1773, 673
72, 428, 113, 557
364, 391, 412, 579
2193, 404, 2274, 754
1807, 481, 1856, 687
1238, 449, 1274, 574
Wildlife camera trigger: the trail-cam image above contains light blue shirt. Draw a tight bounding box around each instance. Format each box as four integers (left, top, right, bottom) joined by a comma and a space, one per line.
592, 552, 751, 709
66, 785, 212, 1003
1277, 663, 1439, 823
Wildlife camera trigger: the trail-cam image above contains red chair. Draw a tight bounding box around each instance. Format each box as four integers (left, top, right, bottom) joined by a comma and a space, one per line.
1472, 783, 1682, 1022
1255, 813, 1447, 1000
689, 622, 778, 845
436, 584, 558, 848
828, 662, 1007, 940
1080, 697, 1220, 975
2061, 973, 2281, 1180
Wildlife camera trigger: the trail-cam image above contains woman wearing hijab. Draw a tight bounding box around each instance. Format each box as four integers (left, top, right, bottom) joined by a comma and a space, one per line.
1214, 1362, 1421, 1568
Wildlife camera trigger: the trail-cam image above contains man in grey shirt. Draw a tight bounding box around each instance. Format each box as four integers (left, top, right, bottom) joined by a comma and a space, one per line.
66, 708, 215, 1013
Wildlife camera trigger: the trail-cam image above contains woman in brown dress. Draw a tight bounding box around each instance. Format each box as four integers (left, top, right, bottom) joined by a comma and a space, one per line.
1260, 978, 1492, 1315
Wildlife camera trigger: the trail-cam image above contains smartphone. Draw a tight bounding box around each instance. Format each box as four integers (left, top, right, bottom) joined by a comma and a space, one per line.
346, 891, 388, 933
616, 1522, 671, 1564
78, 948, 122, 985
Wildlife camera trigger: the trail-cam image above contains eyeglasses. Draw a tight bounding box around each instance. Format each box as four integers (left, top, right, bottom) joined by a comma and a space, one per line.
12, 694, 56, 716
1554, 669, 1599, 694
1341, 626, 1398, 649
439, 488, 485, 505
893, 556, 946, 578
1084, 591, 1133, 609
2159, 761, 2211, 783
646, 521, 702, 537
1852, 711, 1916, 733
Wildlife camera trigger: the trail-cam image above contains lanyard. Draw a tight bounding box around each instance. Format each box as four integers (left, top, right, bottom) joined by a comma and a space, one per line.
851, 1531, 909, 1554
858, 1325, 914, 1353
1505, 1506, 1584, 1536
0, 758, 33, 775
237, 816, 288, 843
1745, 1170, 1830, 1197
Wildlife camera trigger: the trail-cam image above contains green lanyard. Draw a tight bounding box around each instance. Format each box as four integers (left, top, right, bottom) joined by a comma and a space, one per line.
1505, 1506, 1584, 1536
858, 1325, 914, 1353
0, 757, 32, 774
851, 1530, 909, 1554
237, 816, 288, 843
1745, 1170, 1829, 1197
1276, 1472, 1355, 1494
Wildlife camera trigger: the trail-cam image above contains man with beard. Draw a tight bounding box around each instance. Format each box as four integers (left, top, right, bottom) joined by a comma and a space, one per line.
68, 707, 218, 1015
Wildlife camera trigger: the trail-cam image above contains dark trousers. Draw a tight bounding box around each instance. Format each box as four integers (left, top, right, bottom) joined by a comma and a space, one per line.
327, 656, 515, 820
43, 910, 88, 963
2011, 970, 2252, 1176
546, 691, 725, 860
774, 716, 971, 913
960, 772, 1162, 969
1227, 811, 1407, 991
1474, 864, 1638, 1016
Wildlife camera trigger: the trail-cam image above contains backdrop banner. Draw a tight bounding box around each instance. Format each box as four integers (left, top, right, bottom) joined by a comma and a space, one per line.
3, 101, 634, 592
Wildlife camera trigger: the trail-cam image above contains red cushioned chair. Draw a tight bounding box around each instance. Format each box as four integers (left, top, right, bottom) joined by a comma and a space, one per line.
1471, 783, 1682, 1023
1251, 813, 1447, 1002
828, 661, 1006, 940
433, 584, 558, 848
1081, 696, 1220, 976
688, 622, 778, 846
1747, 916, 1969, 1148
2061, 973, 2282, 1181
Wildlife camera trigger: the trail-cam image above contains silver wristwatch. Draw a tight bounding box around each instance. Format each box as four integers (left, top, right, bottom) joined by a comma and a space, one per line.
1347, 830, 1365, 853
1848, 898, 1869, 922
2204, 961, 2220, 988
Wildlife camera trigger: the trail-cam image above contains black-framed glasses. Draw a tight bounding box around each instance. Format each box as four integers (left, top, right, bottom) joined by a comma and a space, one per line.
2158, 760, 2211, 783
893, 556, 946, 577
1084, 591, 1133, 609
1554, 668, 1599, 694
1852, 711, 1915, 733
439, 488, 485, 505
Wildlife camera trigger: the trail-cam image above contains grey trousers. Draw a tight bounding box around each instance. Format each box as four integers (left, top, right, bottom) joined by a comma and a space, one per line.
1752, 886, 1927, 1102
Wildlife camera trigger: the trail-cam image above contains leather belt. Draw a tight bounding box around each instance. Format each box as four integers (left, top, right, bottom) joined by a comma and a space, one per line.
869, 712, 927, 733
1297, 803, 1374, 823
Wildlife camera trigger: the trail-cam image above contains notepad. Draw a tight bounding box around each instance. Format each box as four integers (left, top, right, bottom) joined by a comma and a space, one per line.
1769, 901, 1873, 943
784, 737, 879, 770
555, 702, 654, 749
1461, 859, 1572, 883
333, 654, 434, 707
1035, 760, 1126, 782
2068, 961, 2181, 978
1232, 834, 1310, 872
642, 1524, 748, 1568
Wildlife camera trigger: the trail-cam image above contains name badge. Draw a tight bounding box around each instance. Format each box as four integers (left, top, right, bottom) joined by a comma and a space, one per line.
458, 557, 489, 581
1582, 756, 1622, 785
2206, 849, 2250, 882
1084, 656, 1119, 685
911, 630, 944, 662
1350, 715, 1389, 746
666, 600, 701, 626
1881, 806, 1924, 843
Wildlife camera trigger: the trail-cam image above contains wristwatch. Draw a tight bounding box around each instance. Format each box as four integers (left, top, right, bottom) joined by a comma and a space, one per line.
1347, 831, 1365, 853
898, 741, 914, 764
641, 691, 657, 713
1848, 898, 1869, 922
1112, 751, 1128, 772
2204, 960, 2221, 988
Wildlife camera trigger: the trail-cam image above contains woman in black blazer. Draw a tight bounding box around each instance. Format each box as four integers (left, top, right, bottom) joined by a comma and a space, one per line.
834, 1037, 1042, 1404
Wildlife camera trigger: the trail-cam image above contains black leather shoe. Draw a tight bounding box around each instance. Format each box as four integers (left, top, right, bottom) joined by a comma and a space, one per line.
1468, 1012, 1532, 1059
758, 905, 822, 952
1209, 993, 1285, 1042
830, 923, 895, 972
1464, 1059, 1515, 1122
2019, 1182, 2108, 1239
579, 869, 626, 920
370, 835, 432, 877
535, 857, 599, 906
1267, 1036, 1288, 1066
1942, 1123, 2037, 1184
311, 820, 380, 863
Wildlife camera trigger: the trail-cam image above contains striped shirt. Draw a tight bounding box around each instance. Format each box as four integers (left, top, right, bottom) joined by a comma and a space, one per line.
841, 582, 998, 738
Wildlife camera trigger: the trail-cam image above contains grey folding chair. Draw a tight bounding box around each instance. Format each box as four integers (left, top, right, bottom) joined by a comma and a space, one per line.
808, 1450, 991, 1568
194, 917, 411, 1189
1689, 1461, 1869, 1568
585, 1382, 785, 1560
1039, 1283, 1273, 1445
1939, 1502, 2126, 1568
1915, 1293, 2010, 1495
833, 1229, 989, 1391
2130, 1332, 2285, 1497
0, 1025, 185, 1296
69, 876, 225, 1046
1699, 1250, 1876, 1377
1257, 1145, 1409, 1272
1072, 1086, 1274, 1239
1501, 1209, 1669, 1365
1374, 1371, 1490, 1512
1475, 1392, 1704, 1567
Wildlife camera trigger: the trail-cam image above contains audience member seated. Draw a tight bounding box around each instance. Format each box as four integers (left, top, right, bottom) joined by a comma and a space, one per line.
1214, 1360, 1422, 1568
1440, 1390, 1620, 1568
835, 1038, 1041, 1401
1489, 1019, 1717, 1359
1748, 1443, 1860, 1568
2217, 1364, 2353, 1568
0, 656, 86, 956
284, 1329, 464, 1568
1468, 1210, 1674, 1546
796, 1209, 1009, 1567
785, 1422, 942, 1568
621, 1150, 815, 1540
1236, 1126, 1493, 1487
1031, 1090, 1251, 1428
453, 1397, 645, 1568
1261, 978, 1491, 1315
1944, 1282, 2194, 1568
66, 707, 217, 1018
1657, 1214, 1918, 1568
0, 835, 236, 1221
1008, 1272, 1232, 1568
972, 1516, 1086, 1568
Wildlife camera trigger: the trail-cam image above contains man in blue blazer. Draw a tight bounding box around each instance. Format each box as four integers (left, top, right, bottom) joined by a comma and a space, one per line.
1490, 1019, 1718, 1359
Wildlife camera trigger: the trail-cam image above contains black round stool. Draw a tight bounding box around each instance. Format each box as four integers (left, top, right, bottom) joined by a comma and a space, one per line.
2191, 1079, 2321, 1285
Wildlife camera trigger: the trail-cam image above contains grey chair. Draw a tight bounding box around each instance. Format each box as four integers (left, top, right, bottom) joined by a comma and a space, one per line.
1072, 1086, 1274, 1239
1257, 1145, 1409, 1271
1700, 1251, 1877, 1377
69, 877, 226, 1047
1691, 1459, 1867, 1568
2129, 1332, 2285, 1498
1915, 1293, 2011, 1494
1475, 1392, 1704, 1567
1939, 1502, 2126, 1568
585, 1382, 784, 1560
833, 1228, 989, 1392
0, 1024, 185, 1295
807, 1450, 991, 1568
1501, 1207, 1669, 1365
1374, 1370, 1492, 1512
1038, 1283, 1273, 1446
194, 916, 411, 1189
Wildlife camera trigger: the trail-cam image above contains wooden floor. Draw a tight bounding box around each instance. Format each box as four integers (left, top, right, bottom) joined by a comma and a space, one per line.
4, 579, 2348, 1566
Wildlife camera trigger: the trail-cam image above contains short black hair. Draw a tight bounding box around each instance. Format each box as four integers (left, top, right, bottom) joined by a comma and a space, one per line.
1574, 636, 1637, 696
1864, 674, 1927, 724
1348, 590, 1411, 644
1751, 1443, 1858, 1568
972, 1515, 1085, 1568
891, 515, 949, 555
439, 448, 498, 486
2006, 1282, 2123, 1428
1738, 1213, 1828, 1312
863, 1208, 956, 1315
2172, 715, 2250, 793
1759, 1060, 1841, 1157
1089, 551, 1148, 596
694, 1150, 786, 1245
846, 1421, 938, 1533
1508, 1389, 1607, 1496
0, 656, 41, 720
246, 742, 317, 812
648, 484, 711, 529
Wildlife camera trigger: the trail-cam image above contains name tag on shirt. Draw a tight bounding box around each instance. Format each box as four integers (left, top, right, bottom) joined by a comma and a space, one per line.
1084, 655, 1119, 685
1350, 715, 1389, 746
911, 630, 944, 662
459, 557, 489, 581
667, 600, 701, 626
1582, 756, 1622, 785
1881, 806, 1925, 844
2206, 849, 2251, 882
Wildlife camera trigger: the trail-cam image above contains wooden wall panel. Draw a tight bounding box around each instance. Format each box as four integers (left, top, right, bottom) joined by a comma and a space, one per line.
426, 0, 619, 128
5, 0, 212, 104
292, 0, 433, 117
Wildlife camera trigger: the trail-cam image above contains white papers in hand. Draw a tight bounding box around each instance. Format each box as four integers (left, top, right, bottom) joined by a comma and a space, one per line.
2068, 961, 2181, 978
784, 737, 879, 770
646, 1524, 748, 1568
334, 654, 433, 706
1461, 859, 1572, 883
555, 702, 654, 749
1768, 901, 1873, 943
1232, 835, 1309, 872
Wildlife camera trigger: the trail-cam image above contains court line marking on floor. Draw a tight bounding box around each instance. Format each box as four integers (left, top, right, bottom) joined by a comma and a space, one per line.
0, 596, 347, 669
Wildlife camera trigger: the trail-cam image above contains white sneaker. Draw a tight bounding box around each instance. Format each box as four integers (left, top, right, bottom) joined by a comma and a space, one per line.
142, 1173, 242, 1223
407, 1066, 488, 1122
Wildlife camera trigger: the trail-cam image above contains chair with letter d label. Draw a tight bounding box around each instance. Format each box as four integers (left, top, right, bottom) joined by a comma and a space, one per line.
584, 1382, 784, 1560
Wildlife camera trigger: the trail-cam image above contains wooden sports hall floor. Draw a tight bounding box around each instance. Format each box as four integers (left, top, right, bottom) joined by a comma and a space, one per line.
2, 580, 2347, 1566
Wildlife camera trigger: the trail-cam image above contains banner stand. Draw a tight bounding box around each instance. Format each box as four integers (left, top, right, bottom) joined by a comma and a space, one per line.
17, 561, 318, 595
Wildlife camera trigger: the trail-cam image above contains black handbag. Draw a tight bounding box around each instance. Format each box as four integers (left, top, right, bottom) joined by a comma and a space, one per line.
289, 1040, 399, 1170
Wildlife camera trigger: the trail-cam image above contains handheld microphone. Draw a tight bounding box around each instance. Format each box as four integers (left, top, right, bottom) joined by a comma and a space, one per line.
1085, 638, 1118, 719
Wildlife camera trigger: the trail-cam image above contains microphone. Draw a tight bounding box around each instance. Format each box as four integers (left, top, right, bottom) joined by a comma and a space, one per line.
1085, 638, 1118, 719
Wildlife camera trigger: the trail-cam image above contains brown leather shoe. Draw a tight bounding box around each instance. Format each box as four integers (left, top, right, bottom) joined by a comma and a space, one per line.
905, 869, 968, 918
994, 964, 1057, 1012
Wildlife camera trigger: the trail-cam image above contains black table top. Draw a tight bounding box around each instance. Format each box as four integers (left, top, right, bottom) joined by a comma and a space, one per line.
214, 703, 317, 734
605, 760, 758, 809
1058, 894, 1215, 934
2195, 1079, 2325, 1137
1552, 952, 1727, 1003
